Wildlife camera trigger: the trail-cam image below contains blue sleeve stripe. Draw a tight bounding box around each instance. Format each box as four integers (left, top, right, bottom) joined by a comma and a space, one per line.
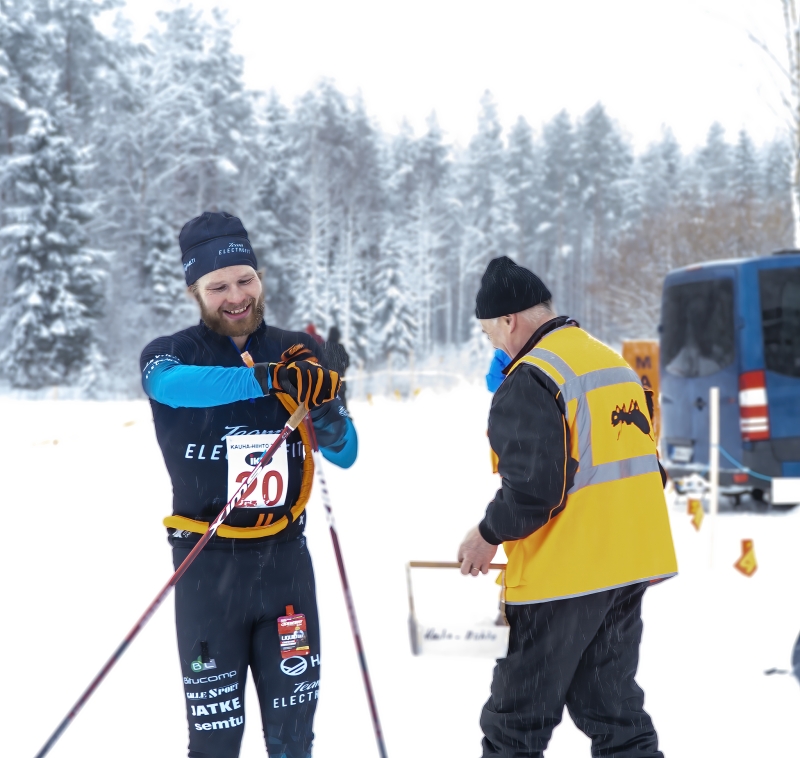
320, 418, 358, 469
142, 360, 262, 408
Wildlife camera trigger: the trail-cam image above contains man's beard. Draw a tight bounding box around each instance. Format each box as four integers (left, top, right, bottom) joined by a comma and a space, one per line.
198, 291, 265, 338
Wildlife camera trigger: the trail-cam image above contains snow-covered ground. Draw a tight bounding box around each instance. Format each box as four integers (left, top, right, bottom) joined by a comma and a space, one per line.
2, 384, 799, 757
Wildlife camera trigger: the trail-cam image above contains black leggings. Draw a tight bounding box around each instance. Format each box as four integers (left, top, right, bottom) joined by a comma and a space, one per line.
172, 536, 320, 758
481, 583, 662, 758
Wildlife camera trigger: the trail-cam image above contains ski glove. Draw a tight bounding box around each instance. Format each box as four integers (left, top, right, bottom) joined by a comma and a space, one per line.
254, 345, 341, 409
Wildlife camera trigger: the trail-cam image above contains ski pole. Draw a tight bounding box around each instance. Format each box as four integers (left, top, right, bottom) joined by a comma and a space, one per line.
34, 403, 309, 758
304, 415, 389, 758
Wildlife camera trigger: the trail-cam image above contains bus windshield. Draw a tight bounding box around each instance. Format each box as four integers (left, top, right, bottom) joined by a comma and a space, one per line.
760, 267, 800, 378
662, 278, 735, 378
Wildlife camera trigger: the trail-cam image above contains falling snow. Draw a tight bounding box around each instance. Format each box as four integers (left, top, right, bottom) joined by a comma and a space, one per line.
1, 385, 799, 757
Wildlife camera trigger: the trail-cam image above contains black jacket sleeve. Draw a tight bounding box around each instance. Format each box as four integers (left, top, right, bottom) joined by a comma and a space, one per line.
478, 364, 576, 545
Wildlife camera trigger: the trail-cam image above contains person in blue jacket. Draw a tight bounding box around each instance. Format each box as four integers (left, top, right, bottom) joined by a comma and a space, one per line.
140, 212, 355, 758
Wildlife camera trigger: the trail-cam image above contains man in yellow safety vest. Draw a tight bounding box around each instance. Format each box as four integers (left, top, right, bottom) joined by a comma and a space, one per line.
458, 256, 677, 758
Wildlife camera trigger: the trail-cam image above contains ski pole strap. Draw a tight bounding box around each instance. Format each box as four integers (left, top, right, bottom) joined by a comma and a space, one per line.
162, 395, 314, 539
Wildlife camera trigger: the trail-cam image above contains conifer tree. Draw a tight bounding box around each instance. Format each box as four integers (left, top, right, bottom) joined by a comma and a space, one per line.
458, 91, 513, 341
252, 92, 300, 325
506, 116, 540, 273
732, 129, 760, 257
412, 114, 456, 353
374, 226, 416, 364
698, 122, 732, 200
0, 109, 105, 388
577, 103, 633, 336
536, 110, 580, 315
761, 137, 794, 250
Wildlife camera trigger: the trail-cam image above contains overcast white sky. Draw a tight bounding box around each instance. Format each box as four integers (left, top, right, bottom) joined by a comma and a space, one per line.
118, 0, 792, 152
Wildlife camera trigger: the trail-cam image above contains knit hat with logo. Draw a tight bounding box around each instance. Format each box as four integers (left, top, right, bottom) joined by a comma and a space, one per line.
179, 211, 258, 286
475, 256, 552, 319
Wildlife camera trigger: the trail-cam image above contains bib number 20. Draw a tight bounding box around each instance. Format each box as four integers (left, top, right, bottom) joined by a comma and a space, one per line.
226, 433, 289, 509
234, 469, 284, 507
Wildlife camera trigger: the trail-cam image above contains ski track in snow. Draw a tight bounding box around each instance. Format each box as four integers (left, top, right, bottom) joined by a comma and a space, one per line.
1, 387, 799, 757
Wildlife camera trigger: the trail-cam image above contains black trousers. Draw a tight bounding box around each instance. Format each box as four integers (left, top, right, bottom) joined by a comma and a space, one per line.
481, 582, 662, 758
172, 536, 320, 758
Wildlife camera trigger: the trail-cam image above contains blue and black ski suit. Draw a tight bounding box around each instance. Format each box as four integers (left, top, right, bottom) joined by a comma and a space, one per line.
141, 319, 356, 758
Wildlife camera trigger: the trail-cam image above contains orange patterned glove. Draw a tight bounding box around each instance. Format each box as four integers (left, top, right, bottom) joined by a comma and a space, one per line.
254, 358, 340, 408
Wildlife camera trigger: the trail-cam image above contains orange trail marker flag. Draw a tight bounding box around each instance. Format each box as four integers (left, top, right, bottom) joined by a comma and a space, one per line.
687, 498, 704, 531
734, 539, 758, 576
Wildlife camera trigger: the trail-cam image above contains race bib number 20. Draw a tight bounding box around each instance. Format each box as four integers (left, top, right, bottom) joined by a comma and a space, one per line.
226, 435, 288, 509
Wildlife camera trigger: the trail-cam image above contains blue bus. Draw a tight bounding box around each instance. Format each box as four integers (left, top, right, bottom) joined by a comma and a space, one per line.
660, 251, 800, 504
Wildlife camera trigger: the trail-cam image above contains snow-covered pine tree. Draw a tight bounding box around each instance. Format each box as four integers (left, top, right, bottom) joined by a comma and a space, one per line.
335, 95, 384, 367
412, 113, 456, 355
96, 5, 254, 365
535, 110, 580, 316
731, 129, 760, 257
290, 82, 350, 336
251, 92, 300, 326
42, 0, 122, 137
288, 84, 384, 366
194, 7, 253, 215
373, 225, 416, 368
698, 122, 732, 200
0, 3, 26, 155
506, 116, 540, 274
760, 137, 794, 250
457, 91, 513, 342
0, 108, 105, 389
141, 213, 184, 317
576, 103, 633, 338
0, 5, 27, 326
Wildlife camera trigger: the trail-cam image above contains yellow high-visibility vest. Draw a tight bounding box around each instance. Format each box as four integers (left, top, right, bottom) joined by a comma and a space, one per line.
501, 325, 677, 604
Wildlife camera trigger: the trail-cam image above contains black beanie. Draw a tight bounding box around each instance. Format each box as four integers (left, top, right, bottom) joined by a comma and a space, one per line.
179, 211, 258, 286
475, 256, 552, 319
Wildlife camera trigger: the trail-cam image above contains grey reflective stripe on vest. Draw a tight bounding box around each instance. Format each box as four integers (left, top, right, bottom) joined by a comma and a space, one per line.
528, 348, 577, 383
561, 366, 641, 404
570, 454, 662, 492
522, 347, 658, 495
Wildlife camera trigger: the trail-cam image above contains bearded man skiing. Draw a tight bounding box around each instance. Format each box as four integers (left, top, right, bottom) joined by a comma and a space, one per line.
140, 211, 356, 758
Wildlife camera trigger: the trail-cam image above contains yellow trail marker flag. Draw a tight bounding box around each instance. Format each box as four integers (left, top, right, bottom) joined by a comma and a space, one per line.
734, 539, 758, 576
687, 498, 704, 531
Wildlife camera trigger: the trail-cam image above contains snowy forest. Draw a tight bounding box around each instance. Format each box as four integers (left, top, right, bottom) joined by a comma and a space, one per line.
0, 1, 794, 395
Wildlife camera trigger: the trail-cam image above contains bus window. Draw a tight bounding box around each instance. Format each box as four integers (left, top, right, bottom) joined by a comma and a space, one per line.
662, 279, 735, 378
760, 267, 800, 378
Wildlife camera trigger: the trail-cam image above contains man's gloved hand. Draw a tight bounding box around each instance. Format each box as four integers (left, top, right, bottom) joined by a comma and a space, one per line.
280, 343, 317, 364
254, 345, 341, 409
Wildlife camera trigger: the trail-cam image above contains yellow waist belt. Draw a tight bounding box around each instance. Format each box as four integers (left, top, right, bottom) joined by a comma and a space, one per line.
163, 394, 315, 539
